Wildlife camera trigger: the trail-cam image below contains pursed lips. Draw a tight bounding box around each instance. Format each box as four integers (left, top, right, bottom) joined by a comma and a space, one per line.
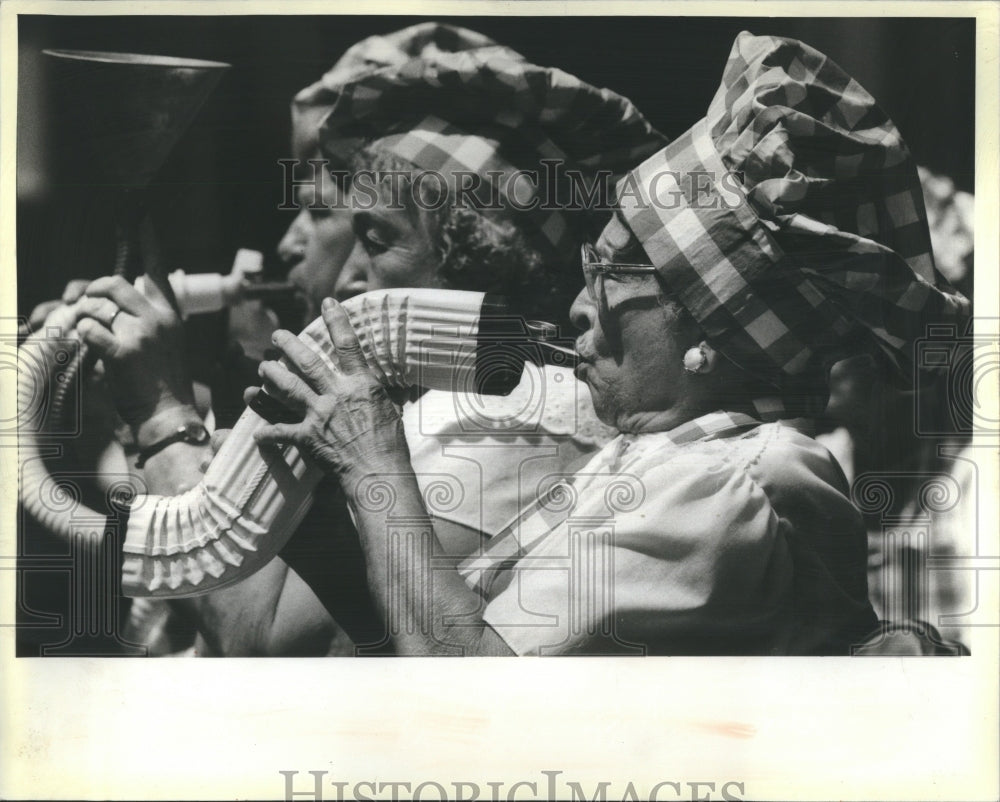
574, 340, 596, 378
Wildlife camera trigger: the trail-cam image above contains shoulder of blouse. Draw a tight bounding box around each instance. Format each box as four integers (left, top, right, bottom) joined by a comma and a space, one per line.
622, 420, 850, 500
734, 421, 854, 501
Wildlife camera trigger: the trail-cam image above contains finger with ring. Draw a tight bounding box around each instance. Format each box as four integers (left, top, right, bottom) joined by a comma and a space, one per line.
76, 296, 123, 330
84, 275, 155, 317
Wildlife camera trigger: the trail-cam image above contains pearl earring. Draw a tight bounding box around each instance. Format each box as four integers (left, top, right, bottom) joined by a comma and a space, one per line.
682, 341, 717, 374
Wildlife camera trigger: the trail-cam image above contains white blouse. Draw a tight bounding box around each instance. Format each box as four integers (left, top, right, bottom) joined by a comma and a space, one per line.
401, 362, 616, 555
457, 412, 877, 655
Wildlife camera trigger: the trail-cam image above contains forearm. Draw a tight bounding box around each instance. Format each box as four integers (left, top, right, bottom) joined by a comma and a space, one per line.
251, 301, 514, 655
134, 404, 212, 495
177, 558, 342, 656
347, 463, 513, 656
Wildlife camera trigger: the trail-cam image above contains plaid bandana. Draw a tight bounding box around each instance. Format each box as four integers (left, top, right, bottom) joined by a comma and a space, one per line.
616, 32, 970, 407
319, 45, 667, 266
291, 23, 504, 160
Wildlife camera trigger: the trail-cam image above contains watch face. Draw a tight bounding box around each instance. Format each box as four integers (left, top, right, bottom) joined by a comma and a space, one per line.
183, 422, 210, 443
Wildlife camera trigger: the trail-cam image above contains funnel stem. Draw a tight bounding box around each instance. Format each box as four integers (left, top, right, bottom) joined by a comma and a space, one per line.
113, 189, 144, 280
112, 189, 182, 316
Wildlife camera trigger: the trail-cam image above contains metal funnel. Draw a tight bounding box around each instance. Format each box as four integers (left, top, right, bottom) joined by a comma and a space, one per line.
43, 49, 230, 189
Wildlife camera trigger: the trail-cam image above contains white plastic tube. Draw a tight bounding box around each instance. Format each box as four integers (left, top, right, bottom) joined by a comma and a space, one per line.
134, 249, 264, 317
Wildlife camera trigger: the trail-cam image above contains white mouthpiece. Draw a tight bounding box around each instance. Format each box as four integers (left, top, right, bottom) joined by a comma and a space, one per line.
134, 249, 265, 317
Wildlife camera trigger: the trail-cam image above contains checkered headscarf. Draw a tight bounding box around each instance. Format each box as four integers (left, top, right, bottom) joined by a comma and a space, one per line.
318, 44, 667, 266
291, 23, 505, 160
616, 32, 970, 412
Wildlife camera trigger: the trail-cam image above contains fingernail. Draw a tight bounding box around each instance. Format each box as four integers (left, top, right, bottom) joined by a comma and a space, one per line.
322, 297, 335, 312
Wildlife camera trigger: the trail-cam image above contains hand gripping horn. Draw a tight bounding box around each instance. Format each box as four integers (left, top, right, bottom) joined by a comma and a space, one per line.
18, 288, 576, 598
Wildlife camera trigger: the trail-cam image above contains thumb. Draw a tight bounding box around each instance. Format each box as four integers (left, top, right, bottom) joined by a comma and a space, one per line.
62, 279, 91, 304
199, 429, 230, 472
136, 272, 175, 314
209, 428, 230, 455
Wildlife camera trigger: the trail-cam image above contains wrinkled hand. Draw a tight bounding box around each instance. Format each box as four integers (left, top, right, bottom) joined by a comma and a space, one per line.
73, 275, 195, 430
246, 298, 408, 485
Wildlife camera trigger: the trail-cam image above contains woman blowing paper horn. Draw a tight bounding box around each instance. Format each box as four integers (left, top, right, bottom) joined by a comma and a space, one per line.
247, 32, 969, 655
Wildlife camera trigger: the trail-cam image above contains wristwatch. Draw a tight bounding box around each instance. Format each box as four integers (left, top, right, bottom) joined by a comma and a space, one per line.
135, 420, 210, 468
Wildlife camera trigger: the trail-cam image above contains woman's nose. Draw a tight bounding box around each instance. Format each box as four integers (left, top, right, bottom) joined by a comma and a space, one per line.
277, 211, 311, 267
569, 285, 595, 332
333, 240, 371, 301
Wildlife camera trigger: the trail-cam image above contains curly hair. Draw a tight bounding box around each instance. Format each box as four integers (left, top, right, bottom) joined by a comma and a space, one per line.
351, 145, 581, 329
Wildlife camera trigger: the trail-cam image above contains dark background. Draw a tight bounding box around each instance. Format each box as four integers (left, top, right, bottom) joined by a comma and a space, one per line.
18, 15, 976, 317
14, 14, 977, 656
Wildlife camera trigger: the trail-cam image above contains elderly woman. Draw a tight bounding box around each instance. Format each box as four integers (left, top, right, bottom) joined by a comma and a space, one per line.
68, 25, 664, 654
248, 32, 970, 655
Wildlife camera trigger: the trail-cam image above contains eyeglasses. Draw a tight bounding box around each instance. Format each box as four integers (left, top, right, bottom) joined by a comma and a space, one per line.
580, 242, 658, 327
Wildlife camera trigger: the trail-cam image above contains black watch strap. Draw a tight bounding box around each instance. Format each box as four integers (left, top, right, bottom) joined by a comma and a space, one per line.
135, 421, 210, 468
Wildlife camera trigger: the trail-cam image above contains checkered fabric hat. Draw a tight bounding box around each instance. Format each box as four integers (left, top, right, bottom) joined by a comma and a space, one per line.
616, 31, 970, 408
291, 23, 505, 160
318, 44, 667, 266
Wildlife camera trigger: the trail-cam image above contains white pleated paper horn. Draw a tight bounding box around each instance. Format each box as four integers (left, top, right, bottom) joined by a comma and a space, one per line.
19, 287, 567, 597
152, 287, 570, 599
121, 288, 508, 597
